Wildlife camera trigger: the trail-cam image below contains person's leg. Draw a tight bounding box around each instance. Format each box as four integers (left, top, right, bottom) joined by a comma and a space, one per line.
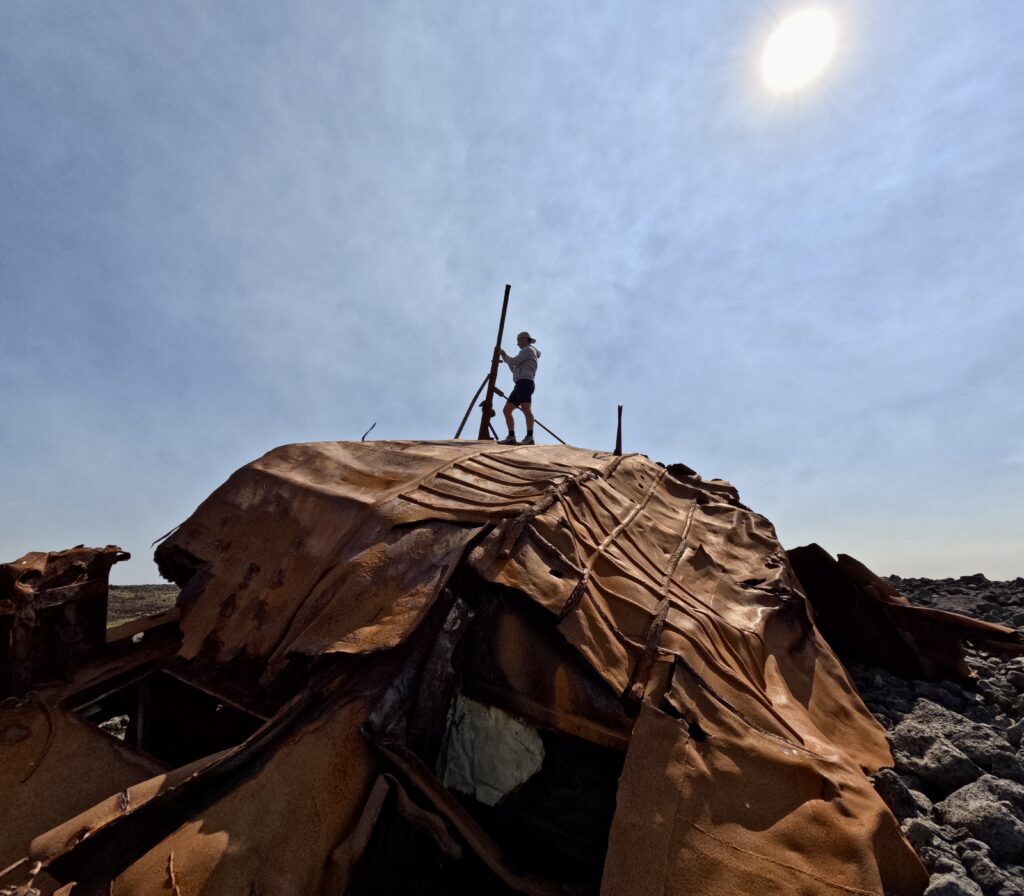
499, 400, 517, 443
518, 380, 536, 443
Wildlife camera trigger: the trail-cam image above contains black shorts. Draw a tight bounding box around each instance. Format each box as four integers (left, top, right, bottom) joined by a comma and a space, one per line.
508, 379, 535, 405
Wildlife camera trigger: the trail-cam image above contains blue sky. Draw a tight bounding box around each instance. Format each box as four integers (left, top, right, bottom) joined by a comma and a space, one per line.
2, 2, 1022, 583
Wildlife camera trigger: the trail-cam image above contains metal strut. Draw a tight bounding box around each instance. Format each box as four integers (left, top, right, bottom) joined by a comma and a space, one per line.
477, 284, 511, 440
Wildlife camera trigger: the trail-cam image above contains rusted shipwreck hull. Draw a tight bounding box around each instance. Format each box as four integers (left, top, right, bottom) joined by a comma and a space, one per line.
7, 439, 1017, 895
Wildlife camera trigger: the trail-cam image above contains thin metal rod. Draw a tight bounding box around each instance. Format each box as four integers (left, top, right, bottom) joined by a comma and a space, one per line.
477, 284, 511, 439
614, 404, 623, 455
492, 386, 567, 445
455, 375, 490, 439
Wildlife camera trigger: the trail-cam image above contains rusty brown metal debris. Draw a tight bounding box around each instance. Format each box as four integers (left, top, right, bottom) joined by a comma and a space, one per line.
789, 543, 1024, 681
1, 545, 129, 698
3, 440, 983, 894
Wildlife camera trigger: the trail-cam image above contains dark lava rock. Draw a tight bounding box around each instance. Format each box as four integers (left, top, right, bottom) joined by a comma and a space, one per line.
872, 768, 922, 820
973, 774, 1024, 813
935, 777, 1024, 863
900, 700, 1018, 774
902, 818, 960, 863
991, 752, 1024, 784
915, 680, 969, 710
962, 703, 999, 726
864, 574, 1024, 894
924, 870, 985, 895
1007, 720, 1024, 749
960, 849, 1022, 896
887, 700, 1012, 797
893, 738, 983, 797
911, 787, 936, 817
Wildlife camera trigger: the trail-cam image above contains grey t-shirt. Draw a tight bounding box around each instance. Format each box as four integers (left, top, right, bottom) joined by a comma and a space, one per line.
504, 345, 540, 381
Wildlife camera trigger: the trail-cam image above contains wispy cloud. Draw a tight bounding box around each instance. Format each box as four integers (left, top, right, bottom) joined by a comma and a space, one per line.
2, 1, 1022, 580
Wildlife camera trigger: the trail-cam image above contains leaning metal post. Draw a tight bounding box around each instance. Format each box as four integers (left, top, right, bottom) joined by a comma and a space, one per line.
455, 375, 490, 439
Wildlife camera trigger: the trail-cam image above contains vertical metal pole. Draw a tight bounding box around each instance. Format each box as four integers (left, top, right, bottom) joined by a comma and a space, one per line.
614, 404, 623, 455
477, 284, 511, 440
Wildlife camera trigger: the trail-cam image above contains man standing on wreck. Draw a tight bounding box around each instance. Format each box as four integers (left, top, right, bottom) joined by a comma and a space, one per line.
498, 331, 541, 445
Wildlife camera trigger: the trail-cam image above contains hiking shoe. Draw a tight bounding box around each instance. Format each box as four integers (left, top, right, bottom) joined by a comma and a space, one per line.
498, 434, 517, 445
521, 435, 535, 445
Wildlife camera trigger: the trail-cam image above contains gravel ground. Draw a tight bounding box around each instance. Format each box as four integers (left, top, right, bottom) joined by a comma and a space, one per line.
854, 575, 1024, 896
107, 584, 178, 625
106, 575, 1024, 892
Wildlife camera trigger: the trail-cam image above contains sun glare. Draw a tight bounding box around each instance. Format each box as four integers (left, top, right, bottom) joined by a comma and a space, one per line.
761, 9, 837, 93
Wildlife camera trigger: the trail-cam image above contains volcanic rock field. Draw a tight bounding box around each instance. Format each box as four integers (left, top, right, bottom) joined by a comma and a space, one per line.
858, 575, 1024, 896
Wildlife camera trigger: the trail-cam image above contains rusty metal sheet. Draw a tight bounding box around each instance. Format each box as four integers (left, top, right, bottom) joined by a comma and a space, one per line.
5, 441, 952, 894
148, 441, 919, 891
459, 600, 634, 751
1, 545, 128, 697
789, 543, 1024, 681
17, 692, 373, 896
0, 694, 164, 868
104, 700, 373, 896
602, 704, 928, 896
466, 449, 894, 774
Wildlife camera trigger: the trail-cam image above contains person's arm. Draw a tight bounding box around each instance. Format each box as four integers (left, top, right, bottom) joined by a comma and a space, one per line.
502, 347, 529, 366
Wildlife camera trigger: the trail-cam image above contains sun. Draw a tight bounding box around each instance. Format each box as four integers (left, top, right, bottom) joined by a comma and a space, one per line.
761, 9, 837, 93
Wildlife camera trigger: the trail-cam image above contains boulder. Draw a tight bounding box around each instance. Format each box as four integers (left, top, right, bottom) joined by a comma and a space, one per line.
936, 777, 1024, 864
891, 700, 1016, 779
959, 849, 1018, 896
924, 870, 985, 896
1006, 720, 1024, 749
902, 817, 959, 858
893, 739, 983, 796
872, 768, 923, 821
